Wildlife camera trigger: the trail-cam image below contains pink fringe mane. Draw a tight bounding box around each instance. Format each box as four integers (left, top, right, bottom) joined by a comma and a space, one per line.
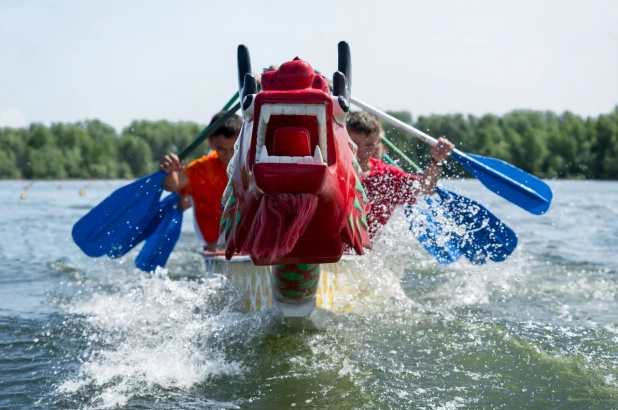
241, 193, 318, 261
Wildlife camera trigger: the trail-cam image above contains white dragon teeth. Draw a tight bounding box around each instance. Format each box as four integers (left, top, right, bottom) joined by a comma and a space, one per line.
316, 108, 325, 125
259, 104, 325, 123
257, 119, 267, 145
255, 146, 325, 165
313, 146, 323, 164
261, 105, 271, 123
259, 146, 269, 163
305, 105, 317, 115
256, 103, 328, 164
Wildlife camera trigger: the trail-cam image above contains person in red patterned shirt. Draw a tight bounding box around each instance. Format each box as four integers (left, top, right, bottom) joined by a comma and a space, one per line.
346, 111, 454, 240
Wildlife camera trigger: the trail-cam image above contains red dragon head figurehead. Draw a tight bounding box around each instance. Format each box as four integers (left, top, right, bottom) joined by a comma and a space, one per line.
219, 41, 371, 265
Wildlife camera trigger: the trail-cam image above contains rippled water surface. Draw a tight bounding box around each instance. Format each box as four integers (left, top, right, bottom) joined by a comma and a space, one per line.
1, 179, 617, 409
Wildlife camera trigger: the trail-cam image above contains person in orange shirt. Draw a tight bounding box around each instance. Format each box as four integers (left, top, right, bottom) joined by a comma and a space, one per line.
159, 111, 242, 251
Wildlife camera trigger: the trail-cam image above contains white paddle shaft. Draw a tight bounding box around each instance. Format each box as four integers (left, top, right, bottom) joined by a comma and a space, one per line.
350, 96, 438, 148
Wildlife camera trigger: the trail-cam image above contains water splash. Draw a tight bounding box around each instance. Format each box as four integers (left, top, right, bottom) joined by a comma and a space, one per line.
55, 268, 251, 409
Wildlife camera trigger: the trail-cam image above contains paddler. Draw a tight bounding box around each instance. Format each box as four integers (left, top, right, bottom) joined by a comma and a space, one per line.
346, 110, 455, 240
159, 111, 242, 251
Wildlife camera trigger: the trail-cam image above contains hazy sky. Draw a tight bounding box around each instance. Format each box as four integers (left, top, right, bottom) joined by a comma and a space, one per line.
1, 0, 617, 131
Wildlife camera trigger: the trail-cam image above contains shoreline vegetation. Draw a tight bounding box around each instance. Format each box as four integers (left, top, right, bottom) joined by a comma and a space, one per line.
1, 106, 617, 180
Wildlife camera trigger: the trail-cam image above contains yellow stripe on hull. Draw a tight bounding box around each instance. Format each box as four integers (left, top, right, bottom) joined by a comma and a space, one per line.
202, 254, 358, 314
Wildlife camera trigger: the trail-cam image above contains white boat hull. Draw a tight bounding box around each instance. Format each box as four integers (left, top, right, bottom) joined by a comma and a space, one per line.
202, 253, 359, 317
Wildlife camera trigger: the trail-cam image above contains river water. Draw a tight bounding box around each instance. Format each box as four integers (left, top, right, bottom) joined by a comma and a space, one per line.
1, 179, 617, 409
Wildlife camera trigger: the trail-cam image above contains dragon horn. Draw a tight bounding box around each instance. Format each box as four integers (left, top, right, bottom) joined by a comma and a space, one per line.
333, 41, 351, 113
237, 45, 252, 92
237, 45, 257, 112
337, 41, 351, 96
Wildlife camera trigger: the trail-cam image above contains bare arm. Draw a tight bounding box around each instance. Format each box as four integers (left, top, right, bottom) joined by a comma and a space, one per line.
416, 137, 454, 195
177, 194, 192, 211
160, 153, 190, 192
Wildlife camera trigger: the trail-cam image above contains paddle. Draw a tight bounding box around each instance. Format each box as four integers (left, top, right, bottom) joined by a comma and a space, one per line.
351, 97, 553, 215
135, 193, 184, 272
382, 149, 517, 264
433, 187, 518, 264
72, 97, 241, 258
404, 200, 464, 264
106, 190, 175, 259
381, 153, 462, 264
379, 116, 518, 264
406, 186, 518, 264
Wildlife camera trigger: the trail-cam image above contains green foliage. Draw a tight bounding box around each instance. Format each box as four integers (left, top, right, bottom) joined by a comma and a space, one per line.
1, 105, 617, 179
121, 120, 206, 164
0, 150, 19, 178
381, 106, 618, 180
0, 119, 204, 180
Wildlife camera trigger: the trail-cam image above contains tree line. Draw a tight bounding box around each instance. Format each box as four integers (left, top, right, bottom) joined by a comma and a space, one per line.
382, 106, 618, 179
1, 106, 617, 180
0, 120, 206, 179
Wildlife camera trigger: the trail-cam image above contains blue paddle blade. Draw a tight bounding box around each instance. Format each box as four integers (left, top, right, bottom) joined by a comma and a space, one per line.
434, 187, 518, 264
135, 197, 183, 272
406, 204, 463, 265
72, 171, 167, 257
452, 150, 552, 215
107, 192, 180, 258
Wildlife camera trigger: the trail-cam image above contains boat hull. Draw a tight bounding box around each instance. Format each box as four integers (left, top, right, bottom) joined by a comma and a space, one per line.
202, 253, 358, 317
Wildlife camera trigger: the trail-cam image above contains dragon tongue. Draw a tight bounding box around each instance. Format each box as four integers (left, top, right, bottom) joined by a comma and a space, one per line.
272, 127, 312, 157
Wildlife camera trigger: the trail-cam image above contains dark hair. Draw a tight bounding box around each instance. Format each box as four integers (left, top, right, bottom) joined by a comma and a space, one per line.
208, 111, 242, 139
346, 111, 383, 136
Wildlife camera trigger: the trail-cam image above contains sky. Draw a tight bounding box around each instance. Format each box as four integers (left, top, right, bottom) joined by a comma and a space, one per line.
1, 0, 617, 131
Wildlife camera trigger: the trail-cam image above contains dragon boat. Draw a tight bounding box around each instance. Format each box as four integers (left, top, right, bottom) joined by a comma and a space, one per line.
212, 41, 372, 318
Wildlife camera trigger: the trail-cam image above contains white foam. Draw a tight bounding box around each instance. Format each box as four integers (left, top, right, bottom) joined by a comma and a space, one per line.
56, 268, 252, 409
